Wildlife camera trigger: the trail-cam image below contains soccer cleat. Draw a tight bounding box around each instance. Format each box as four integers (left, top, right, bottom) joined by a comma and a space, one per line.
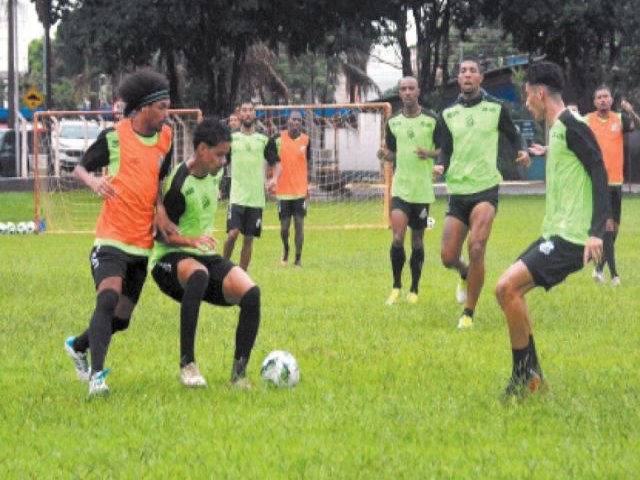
457, 313, 473, 329
64, 336, 90, 382
230, 377, 252, 390
294, 260, 302, 268
611, 276, 621, 286
456, 279, 467, 304
230, 356, 249, 386
592, 269, 605, 283
88, 369, 110, 396
385, 288, 401, 306
406, 292, 418, 304
280, 257, 288, 266
501, 369, 546, 404
180, 362, 207, 388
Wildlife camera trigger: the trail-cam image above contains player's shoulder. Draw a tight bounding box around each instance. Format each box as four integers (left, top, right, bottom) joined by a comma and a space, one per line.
481, 92, 504, 106
560, 109, 588, 128
420, 108, 439, 121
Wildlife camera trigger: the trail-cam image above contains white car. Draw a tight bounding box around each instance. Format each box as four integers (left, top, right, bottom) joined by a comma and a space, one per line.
53, 120, 101, 172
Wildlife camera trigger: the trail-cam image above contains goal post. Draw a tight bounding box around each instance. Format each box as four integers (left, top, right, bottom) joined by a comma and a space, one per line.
255, 102, 393, 229
33, 109, 202, 233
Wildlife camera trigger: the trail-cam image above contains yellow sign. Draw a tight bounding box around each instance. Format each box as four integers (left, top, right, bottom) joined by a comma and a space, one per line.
23, 86, 45, 110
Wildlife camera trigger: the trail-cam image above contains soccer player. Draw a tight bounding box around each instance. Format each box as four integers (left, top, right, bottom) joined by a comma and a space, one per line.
64, 70, 175, 396
151, 118, 260, 389
433, 58, 530, 328
495, 61, 609, 401
222, 100, 279, 271
271, 110, 311, 267
585, 86, 639, 285
384, 76, 441, 305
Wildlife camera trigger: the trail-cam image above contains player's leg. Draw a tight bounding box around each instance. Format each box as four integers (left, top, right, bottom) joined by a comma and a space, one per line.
239, 235, 254, 271
387, 199, 409, 305
440, 213, 469, 306
608, 187, 622, 284
222, 266, 260, 387
279, 200, 291, 264
223, 204, 242, 261
460, 201, 496, 326
407, 226, 425, 303
495, 259, 540, 401
293, 199, 307, 266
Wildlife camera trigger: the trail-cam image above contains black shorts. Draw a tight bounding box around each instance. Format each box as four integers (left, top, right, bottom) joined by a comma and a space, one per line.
89, 245, 148, 303
391, 196, 430, 230
278, 198, 307, 220
446, 185, 499, 227
151, 252, 235, 307
608, 185, 622, 224
518, 236, 585, 291
226, 204, 263, 237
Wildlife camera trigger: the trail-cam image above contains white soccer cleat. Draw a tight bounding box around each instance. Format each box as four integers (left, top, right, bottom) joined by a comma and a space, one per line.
64, 336, 90, 382
180, 362, 207, 388
592, 269, 605, 283
611, 276, 621, 286
88, 370, 110, 396
385, 288, 401, 306
456, 279, 467, 305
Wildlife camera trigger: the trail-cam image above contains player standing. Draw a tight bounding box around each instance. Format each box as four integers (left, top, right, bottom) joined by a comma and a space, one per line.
384, 76, 441, 305
272, 110, 310, 267
151, 118, 260, 389
222, 101, 279, 271
433, 58, 530, 328
585, 86, 639, 285
64, 70, 175, 396
495, 61, 609, 401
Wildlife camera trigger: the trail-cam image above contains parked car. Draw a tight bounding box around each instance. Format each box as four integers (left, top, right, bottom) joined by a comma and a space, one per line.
53, 120, 101, 172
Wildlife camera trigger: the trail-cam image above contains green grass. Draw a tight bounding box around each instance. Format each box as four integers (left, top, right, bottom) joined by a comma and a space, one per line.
1, 192, 639, 478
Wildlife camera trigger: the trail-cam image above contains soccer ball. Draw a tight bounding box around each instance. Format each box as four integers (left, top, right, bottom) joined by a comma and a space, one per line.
5, 222, 16, 234
0, 222, 6, 234
26, 221, 36, 234
17, 222, 28, 234
260, 350, 300, 388
427, 217, 436, 230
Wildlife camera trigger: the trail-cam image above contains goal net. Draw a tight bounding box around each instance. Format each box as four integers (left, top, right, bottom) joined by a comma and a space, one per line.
33, 109, 202, 233
255, 103, 392, 229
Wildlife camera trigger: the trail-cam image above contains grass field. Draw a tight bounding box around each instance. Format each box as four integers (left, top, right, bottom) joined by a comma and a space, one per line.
0, 191, 639, 478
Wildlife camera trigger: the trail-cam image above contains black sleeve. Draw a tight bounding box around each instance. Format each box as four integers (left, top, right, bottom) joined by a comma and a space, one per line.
385, 123, 397, 153
430, 111, 443, 149
162, 164, 188, 225
80, 128, 112, 172
436, 113, 453, 170
621, 113, 633, 134
564, 114, 611, 238
306, 138, 312, 168
159, 144, 174, 180
265, 135, 279, 166
498, 105, 525, 151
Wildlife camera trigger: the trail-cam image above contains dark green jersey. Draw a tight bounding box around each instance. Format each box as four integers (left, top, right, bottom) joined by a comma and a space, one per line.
150, 162, 223, 268
229, 131, 275, 208
439, 94, 522, 195
386, 109, 441, 203
543, 110, 609, 244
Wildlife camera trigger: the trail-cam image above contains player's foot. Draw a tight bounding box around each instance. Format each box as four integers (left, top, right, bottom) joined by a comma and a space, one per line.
230, 356, 250, 388
294, 260, 302, 268
592, 268, 605, 283
611, 276, 621, 286
385, 288, 401, 306
230, 377, 252, 390
88, 369, 110, 397
180, 362, 207, 388
64, 336, 90, 382
501, 369, 546, 404
406, 292, 418, 304
457, 313, 473, 329
456, 279, 467, 304
280, 257, 288, 266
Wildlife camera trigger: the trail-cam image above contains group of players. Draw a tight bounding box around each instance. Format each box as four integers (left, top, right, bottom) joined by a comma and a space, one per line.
63, 70, 310, 395
385, 59, 637, 400
63, 58, 637, 401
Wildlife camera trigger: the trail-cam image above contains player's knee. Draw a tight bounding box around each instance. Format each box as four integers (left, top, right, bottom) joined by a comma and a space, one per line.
468, 240, 487, 262
96, 289, 119, 315
441, 248, 457, 268
186, 269, 209, 296
495, 277, 512, 307
112, 316, 131, 333
240, 285, 260, 309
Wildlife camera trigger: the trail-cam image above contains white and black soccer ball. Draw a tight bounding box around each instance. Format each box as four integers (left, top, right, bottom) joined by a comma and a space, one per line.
260, 350, 300, 388
17, 222, 28, 234
26, 221, 36, 234
427, 217, 436, 230
5, 222, 16, 234
0, 222, 6, 234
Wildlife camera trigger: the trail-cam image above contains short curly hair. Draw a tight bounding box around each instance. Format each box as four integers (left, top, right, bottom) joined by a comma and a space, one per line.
193, 117, 232, 149
118, 69, 170, 116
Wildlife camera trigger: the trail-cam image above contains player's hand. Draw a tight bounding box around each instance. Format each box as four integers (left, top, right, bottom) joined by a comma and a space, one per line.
194, 234, 217, 252
583, 236, 603, 266
432, 164, 444, 180
91, 175, 116, 198
155, 207, 179, 240
528, 143, 547, 156
416, 147, 437, 159
516, 150, 532, 168
620, 99, 634, 114
265, 179, 277, 194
